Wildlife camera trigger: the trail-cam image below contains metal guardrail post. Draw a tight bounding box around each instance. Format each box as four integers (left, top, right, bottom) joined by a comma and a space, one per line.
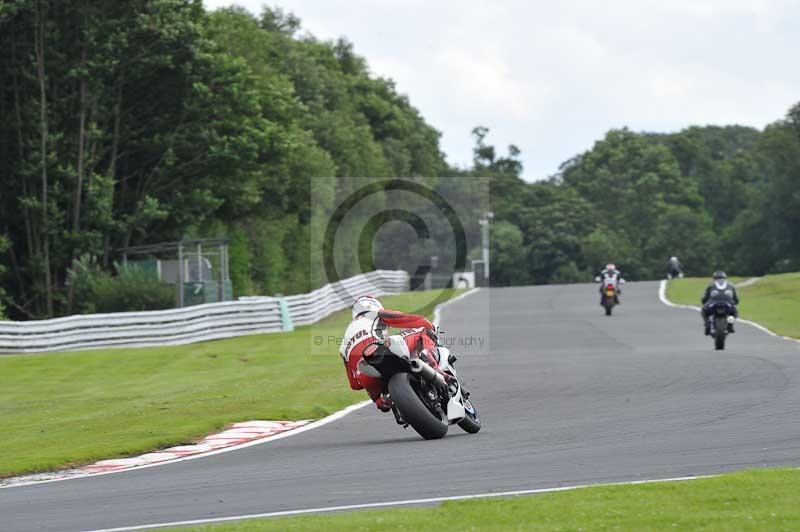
278, 297, 294, 332
177, 242, 184, 308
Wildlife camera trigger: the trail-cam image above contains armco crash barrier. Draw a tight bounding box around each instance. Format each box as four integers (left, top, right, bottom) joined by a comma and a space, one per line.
0, 270, 409, 354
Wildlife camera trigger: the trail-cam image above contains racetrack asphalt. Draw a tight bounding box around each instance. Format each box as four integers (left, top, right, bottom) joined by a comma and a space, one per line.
2, 281, 800, 531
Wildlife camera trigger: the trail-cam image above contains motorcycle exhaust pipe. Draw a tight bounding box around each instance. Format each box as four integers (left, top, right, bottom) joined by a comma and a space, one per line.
409, 358, 447, 389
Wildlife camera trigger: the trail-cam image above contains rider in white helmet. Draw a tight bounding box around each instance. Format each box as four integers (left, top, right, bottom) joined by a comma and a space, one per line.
597, 263, 623, 304
350, 295, 384, 320
667, 256, 683, 278
340, 295, 437, 411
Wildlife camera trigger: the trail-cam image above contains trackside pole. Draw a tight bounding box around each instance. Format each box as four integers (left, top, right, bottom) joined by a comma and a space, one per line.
278, 297, 294, 332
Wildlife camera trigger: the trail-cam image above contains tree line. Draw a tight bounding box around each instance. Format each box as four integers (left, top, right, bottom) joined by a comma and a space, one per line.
0, 1, 797, 319
485, 111, 800, 285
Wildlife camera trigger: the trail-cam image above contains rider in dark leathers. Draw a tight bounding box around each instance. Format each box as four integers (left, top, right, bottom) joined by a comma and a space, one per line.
667, 256, 683, 278
701, 271, 739, 335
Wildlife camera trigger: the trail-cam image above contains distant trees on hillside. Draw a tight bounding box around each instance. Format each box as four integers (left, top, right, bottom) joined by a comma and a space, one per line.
481, 113, 800, 284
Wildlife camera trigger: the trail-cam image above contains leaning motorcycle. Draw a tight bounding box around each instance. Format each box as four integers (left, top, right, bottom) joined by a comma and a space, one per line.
358, 337, 481, 440
707, 301, 736, 350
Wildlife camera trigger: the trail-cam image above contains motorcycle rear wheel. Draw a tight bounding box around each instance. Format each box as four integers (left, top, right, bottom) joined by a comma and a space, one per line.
388, 373, 448, 440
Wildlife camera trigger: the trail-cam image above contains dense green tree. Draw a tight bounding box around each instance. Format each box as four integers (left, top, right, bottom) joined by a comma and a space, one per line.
752, 120, 800, 272
0, 0, 279, 317
580, 228, 637, 276
656, 126, 762, 232
206, 7, 448, 295
519, 184, 595, 283
489, 221, 527, 286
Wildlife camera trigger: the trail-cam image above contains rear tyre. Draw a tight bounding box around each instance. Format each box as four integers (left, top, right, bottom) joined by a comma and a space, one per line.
388, 373, 448, 440
605, 305, 612, 316
714, 317, 727, 350
457, 398, 481, 434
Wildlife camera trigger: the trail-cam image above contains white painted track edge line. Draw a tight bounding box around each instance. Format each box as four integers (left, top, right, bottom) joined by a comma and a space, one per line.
2, 288, 482, 490
0, 400, 372, 490
80, 474, 715, 532
658, 280, 800, 345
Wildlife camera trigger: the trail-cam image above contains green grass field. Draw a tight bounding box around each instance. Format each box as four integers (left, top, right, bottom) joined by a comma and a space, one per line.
666, 272, 800, 338
0, 289, 455, 477
169, 468, 800, 531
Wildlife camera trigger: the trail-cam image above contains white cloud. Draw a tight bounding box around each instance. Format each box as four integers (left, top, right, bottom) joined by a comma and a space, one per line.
204, 0, 800, 179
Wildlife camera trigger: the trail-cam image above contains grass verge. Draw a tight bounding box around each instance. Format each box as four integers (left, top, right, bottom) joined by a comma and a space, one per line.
0, 289, 456, 477
169, 468, 800, 531
665, 272, 800, 338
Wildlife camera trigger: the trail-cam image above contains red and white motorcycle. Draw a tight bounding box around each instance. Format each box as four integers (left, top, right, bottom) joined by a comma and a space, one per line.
358, 333, 481, 440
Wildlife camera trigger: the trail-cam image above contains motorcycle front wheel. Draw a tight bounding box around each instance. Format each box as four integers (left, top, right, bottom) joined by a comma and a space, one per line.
457, 397, 482, 434
388, 372, 448, 440
714, 316, 727, 350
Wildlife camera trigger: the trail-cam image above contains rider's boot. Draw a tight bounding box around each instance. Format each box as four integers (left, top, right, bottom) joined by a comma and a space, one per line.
374, 395, 392, 412
364, 380, 391, 412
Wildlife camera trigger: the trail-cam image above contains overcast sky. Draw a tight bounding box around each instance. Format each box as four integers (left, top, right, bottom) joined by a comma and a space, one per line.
203, 0, 799, 180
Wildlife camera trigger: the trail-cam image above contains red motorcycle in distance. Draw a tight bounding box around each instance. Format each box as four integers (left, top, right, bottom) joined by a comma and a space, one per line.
602, 283, 617, 316
595, 276, 625, 316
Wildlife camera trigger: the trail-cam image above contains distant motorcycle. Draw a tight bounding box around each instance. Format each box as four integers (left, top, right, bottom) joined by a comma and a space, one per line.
359, 336, 481, 440
666, 258, 684, 280
595, 276, 624, 316
706, 301, 736, 350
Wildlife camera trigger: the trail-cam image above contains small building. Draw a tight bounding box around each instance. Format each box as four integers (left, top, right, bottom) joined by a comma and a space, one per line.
118, 239, 233, 307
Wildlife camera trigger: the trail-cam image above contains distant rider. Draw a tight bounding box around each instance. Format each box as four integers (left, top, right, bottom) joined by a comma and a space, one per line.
701, 271, 739, 335
596, 263, 623, 304
339, 295, 437, 412
667, 256, 683, 279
